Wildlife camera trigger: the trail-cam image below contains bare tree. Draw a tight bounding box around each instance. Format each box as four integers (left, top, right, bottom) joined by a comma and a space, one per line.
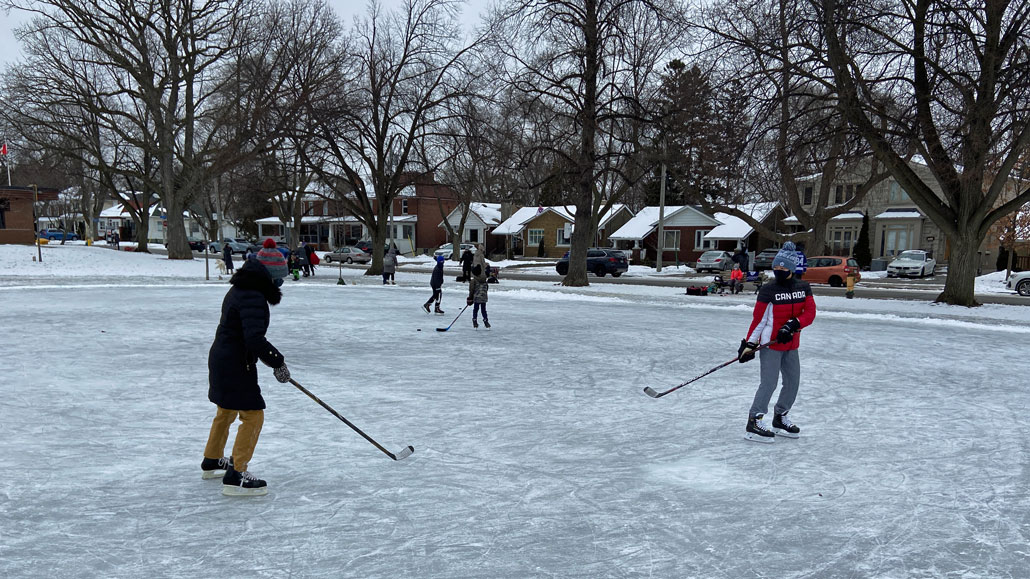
492, 0, 684, 285
819, 0, 1030, 305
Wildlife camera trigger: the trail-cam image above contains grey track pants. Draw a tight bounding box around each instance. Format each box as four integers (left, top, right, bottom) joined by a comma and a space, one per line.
749, 348, 800, 418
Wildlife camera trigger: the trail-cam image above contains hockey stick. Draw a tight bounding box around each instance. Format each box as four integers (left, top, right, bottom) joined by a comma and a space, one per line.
644, 342, 772, 399
436, 304, 469, 332
289, 379, 414, 460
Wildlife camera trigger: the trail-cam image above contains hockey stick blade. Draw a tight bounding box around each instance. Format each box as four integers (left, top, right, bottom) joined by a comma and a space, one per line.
392, 446, 415, 460
642, 386, 663, 398
435, 327, 449, 332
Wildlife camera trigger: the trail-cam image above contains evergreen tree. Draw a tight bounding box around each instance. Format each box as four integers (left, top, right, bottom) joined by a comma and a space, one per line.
854, 214, 872, 268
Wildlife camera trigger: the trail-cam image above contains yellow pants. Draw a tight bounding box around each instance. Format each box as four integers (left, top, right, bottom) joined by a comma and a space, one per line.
203, 406, 264, 473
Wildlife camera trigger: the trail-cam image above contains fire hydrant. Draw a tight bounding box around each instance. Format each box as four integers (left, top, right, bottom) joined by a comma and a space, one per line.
846, 272, 856, 299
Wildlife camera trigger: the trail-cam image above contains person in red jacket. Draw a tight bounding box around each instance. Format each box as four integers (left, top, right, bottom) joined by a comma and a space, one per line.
729, 264, 745, 294
737, 241, 816, 443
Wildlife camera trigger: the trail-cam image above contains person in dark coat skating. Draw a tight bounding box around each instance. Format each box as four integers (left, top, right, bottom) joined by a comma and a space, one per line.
201, 258, 291, 495
301, 242, 316, 277
423, 254, 446, 314
459, 248, 474, 282
222, 244, 234, 274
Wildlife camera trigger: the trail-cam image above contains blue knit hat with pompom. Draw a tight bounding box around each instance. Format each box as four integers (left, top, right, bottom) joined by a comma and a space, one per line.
772, 241, 799, 270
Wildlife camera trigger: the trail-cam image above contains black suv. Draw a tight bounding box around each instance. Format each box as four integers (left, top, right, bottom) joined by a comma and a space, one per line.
555, 248, 629, 277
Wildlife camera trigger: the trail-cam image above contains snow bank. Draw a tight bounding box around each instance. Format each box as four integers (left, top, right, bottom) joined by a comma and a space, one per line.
0, 244, 210, 278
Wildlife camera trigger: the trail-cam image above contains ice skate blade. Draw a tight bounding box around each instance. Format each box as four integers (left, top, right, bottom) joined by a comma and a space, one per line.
774, 428, 800, 439
201, 469, 226, 480
222, 485, 268, 496
744, 432, 775, 444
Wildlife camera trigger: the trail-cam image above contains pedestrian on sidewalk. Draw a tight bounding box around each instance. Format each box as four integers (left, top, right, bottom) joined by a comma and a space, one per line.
222, 243, 234, 275
737, 241, 816, 443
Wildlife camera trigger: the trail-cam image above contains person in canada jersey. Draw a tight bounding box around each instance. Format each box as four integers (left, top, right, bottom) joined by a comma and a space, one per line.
737, 241, 816, 443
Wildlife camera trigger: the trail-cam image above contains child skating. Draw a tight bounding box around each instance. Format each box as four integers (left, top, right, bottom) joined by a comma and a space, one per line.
467, 246, 490, 329
423, 255, 446, 314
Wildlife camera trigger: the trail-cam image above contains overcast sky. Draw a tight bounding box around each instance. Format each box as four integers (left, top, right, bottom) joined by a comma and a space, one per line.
0, 0, 492, 69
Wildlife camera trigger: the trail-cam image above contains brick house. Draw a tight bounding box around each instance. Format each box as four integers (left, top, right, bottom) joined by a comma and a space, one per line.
492, 205, 632, 258
0, 186, 60, 244
610, 205, 726, 265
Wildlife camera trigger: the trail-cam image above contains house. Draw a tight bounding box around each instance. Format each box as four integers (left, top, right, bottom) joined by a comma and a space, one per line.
609, 205, 730, 265
491, 204, 632, 258
97, 200, 206, 243
0, 186, 60, 244
703, 202, 785, 255
787, 163, 948, 261
439, 202, 503, 254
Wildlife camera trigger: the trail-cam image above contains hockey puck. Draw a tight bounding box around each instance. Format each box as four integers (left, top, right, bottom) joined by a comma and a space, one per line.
417, 328, 421, 331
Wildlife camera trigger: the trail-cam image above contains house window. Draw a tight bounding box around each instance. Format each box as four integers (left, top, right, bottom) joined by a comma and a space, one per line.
467, 228, 479, 243
663, 229, 680, 250
888, 182, 911, 203
829, 226, 859, 256
694, 229, 714, 250
880, 223, 914, 256
803, 186, 813, 205
556, 227, 571, 246
527, 228, 544, 247
846, 184, 855, 202
401, 200, 409, 215
835, 185, 843, 204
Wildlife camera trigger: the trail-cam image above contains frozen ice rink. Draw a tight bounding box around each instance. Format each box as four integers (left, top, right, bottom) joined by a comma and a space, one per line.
2, 251, 1028, 578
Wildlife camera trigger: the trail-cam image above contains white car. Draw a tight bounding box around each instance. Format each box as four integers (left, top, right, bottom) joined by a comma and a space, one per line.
434, 243, 475, 258
1007, 271, 1030, 296
886, 250, 936, 278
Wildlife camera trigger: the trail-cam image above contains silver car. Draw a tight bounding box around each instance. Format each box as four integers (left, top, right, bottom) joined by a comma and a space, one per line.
695, 250, 734, 273
323, 246, 371, 264
886, 250, 936, 278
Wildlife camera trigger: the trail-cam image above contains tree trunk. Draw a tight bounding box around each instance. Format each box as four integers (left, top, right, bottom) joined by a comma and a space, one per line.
807, 220, 829, 255
451, 231, 463, 261
164, 200, 193, 259
936, 235, 980, 306
562, 202, 593, 286
365, 212, 389, 276
133, 211, 151, 253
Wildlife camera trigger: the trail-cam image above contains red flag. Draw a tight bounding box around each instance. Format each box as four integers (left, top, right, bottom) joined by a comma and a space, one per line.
1, 143, 7, 156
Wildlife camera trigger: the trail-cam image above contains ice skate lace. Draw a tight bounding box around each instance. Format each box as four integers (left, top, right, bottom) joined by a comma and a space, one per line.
777, 414, 794, 429
218, 457, 232, 469
239, 471, 259, 482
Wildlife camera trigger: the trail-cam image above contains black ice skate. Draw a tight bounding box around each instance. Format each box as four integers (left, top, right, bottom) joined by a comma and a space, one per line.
483, 319, 490, 329
201, 456, 233, 480
473, 318, 478, 329
435, 306, 445, 315
744, 414, 775, 443
773, 412, 801, 438
222, 467, 268, 496
422, 303, 431, 314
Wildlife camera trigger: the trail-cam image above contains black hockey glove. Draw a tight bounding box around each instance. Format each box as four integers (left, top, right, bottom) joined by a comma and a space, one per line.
737, 339, 758, 363
273, 364, 291, 384
466, 296, 473, 306
776, 318, 801, 344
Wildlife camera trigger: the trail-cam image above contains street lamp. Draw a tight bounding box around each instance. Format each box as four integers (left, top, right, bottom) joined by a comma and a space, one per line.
30, 183, 41, 263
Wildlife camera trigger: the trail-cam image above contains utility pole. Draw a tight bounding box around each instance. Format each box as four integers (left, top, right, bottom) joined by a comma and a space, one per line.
30, 184, 42, 263
656, 162, 667, 272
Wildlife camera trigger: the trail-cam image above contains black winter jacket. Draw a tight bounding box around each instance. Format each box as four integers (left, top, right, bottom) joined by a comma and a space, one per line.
208, 259, 284, 410
430, 261, 444, 289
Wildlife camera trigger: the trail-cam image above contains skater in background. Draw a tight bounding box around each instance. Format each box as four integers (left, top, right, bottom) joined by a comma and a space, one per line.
256, 238, 289, 287
302, 242, 318, 277
383, 246, 397, 285
794, 244, 807, 279
287, 249, 302, 281
222, 243, 234, 275
201, 257, 291, 496
423, 254, 446, 314
467, 245, 490, 329
737, 241, 816, 443
460, 247, 474, 282
112, 230, 120, 249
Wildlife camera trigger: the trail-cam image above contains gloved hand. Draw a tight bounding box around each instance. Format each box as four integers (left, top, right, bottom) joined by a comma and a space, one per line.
738, 339, 758, 363
466, 296, 473, 306
273, 364, 291, 383
776, 318, 801, 344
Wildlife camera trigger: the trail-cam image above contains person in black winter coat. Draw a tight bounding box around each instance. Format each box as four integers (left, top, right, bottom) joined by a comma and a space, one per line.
302, 242, 316, 277
460, 248, 474, 282
423, 255, 446, 314
201, 258, 291, 496
222, 244, 234, 274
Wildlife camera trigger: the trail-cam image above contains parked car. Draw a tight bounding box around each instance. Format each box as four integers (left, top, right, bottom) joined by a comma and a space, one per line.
886, 250, 936, 278
752, 248, 780, 271
167, 239, 207, 252
804, 256, 862, 287
555, 248, 629, 277
208, 238, 255, 255
1006, 271, 1030, 296
353, 240, 374, 254
38, 228, 79, 241
323, 246, 371, 264
433, 242, 476, 258
695, 250, 734, 273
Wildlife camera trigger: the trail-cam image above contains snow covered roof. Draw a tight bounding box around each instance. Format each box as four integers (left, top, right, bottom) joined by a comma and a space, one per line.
609, 206, 711, 240
470, 203, 503, 226
704, 202, 779, 241
875, 209, 923, 219
782, 211, 864, 224
492, 205, 626, 236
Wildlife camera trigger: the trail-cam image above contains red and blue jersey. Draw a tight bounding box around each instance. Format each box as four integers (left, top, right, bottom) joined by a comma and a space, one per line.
745, 277, 816, 350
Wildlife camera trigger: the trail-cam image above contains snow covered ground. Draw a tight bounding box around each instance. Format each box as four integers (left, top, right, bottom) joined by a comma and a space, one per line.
2, 245, 1030, 578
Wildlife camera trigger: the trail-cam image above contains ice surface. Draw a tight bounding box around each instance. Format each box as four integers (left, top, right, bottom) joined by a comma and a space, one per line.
1, 245, 1029, 577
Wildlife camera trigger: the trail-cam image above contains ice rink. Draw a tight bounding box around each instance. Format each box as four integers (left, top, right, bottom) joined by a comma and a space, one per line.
2, 259, 1029, 578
